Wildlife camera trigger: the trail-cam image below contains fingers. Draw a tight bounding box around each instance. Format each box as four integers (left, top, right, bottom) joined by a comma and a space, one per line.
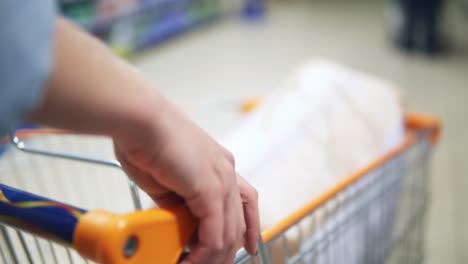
115, 135, 259, 263
222, 186, 246, 264
238, 175, 261, 255
183, 168, 246, 264
181, 200, 225, 264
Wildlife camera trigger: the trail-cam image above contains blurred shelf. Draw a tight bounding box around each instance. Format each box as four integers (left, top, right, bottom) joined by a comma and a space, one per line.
59, 0, 223, 57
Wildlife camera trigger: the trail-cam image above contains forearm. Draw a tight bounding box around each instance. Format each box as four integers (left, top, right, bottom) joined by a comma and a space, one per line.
26, 18, 260, 263
28, 18, 165, 140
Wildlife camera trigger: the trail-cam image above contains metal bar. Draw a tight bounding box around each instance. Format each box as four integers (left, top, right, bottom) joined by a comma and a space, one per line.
128, 179, 142, 210
257, 236, 269, 264
65, 247, 75, 264
8, 130, 143, 210
16, 231, 34, 264
10, 137, 121, 169
281, 234, 289, 263
48, 242, 59, 264
0, 239, 8, 264
0, 226, 19, 264
33, 237, 46, 264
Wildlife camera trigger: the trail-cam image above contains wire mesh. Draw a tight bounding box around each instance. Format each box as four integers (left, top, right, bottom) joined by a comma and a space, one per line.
234, 132, 432, 264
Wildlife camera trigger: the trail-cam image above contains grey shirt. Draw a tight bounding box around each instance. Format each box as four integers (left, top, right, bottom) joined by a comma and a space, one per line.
0, 1, 55, 136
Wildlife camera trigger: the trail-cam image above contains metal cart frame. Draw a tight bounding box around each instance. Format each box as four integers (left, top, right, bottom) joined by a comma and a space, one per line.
0, 113, 440, 264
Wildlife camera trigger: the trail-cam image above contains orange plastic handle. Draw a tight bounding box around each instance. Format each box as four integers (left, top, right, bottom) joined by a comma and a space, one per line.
74, 206, 197, 264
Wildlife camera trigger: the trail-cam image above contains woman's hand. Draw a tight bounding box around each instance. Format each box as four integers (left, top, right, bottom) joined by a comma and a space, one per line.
114, 99, 260, 264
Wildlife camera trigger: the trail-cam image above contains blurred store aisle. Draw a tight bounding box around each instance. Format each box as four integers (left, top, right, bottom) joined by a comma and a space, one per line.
133, 1, 468, 263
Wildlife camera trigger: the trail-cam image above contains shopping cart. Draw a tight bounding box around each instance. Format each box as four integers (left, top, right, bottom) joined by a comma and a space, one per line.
0, 112, 440, 264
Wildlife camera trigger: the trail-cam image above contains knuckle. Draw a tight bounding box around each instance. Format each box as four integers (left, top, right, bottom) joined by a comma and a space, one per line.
214, 183, 230, 198
208, 178, 229, 198
225, 234, 238, 248
224, 150, 235, 166
240, 222, 247, 235
215, 162, 235, 184
245, 186, 259, 201
219, 179, 237, 198
251, 188, 259, 201
209, 240, 225, 252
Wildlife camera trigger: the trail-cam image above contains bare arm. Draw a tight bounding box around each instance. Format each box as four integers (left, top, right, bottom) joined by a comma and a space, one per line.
29, 18, 162, 141
29, 18, 260, 263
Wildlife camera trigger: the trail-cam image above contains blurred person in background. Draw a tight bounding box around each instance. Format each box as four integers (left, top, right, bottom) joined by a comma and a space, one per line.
395, 0, 446, 54
0, 1, 260, 263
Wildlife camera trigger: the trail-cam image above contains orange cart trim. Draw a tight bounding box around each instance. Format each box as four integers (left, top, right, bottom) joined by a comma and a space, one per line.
0, 129, 73, 144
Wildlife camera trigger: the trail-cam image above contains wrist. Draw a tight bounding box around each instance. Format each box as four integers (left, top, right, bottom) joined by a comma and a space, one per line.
110, 85, 170, 145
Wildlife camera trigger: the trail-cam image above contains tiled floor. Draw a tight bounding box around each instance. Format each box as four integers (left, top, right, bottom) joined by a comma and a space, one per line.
133, 1, 468, 262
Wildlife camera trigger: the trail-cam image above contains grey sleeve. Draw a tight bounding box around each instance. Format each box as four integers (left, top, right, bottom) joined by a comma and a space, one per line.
0, 1, 56, 136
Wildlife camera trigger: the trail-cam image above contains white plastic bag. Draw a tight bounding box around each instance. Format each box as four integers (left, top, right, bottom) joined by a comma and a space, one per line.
220, 61, 405, 261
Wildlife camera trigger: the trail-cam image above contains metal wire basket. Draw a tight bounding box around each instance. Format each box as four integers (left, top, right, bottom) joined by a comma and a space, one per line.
0, 113, 440, 264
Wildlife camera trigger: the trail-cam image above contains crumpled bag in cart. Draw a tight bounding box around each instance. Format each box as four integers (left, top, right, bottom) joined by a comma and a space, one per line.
220, 60, 405, 262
